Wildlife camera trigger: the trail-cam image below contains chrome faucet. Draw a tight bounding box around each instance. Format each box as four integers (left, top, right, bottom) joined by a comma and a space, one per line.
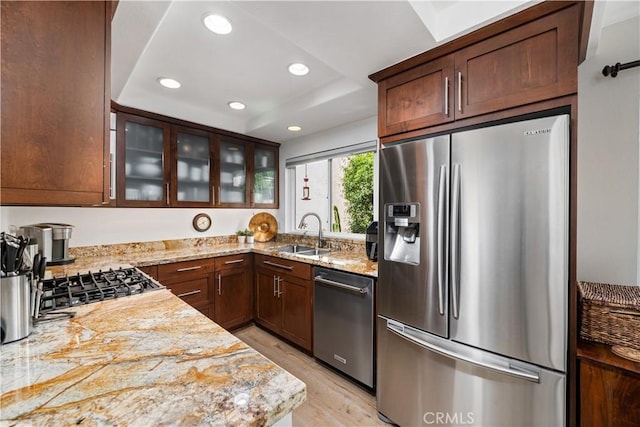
298, 212, 324, 248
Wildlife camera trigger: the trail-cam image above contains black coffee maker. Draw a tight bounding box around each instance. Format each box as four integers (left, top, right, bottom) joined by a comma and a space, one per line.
365, 221, 378, 261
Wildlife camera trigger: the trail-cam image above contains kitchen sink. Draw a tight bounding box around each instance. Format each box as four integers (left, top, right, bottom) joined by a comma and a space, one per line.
270, 244, 316, 253
270, 245, 331, 257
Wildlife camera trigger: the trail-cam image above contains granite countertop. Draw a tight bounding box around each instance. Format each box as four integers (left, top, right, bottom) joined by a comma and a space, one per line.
47, 240, 378, 278
0, 290, 306, 425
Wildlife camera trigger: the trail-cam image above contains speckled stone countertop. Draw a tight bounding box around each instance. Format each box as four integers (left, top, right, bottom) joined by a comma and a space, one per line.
0, 290, 306, 425
47, 236, 378, 278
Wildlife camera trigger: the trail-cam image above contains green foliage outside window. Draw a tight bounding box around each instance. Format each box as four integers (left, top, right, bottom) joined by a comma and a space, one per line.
342, 152, 374, 233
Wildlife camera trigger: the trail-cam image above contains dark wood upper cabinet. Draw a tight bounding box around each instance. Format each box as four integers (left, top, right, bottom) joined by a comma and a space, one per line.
1, 1, 110, 205
454, 4, 579, 120
112, 107, 280, 208
371, 2, 582, 139
116, 113, 171, 207
377, 54, 455, 136
172, 125, 216, 207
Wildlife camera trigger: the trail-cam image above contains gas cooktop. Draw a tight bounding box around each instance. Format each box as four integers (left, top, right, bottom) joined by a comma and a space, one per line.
39, 267, 164, 313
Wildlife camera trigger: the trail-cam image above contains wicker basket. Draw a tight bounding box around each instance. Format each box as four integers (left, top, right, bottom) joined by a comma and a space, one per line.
578, 281, 640, 350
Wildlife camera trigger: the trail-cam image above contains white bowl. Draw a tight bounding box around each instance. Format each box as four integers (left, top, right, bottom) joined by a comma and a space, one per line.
136, 163, 162, 177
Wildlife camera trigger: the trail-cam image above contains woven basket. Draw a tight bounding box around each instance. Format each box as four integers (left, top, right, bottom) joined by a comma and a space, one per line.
578, 282, 640, 350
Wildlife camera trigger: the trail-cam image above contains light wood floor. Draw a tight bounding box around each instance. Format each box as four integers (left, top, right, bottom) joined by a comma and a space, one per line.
233, 325, 388, 427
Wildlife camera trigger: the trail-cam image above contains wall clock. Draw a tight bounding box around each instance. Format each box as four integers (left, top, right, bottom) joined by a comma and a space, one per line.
192, 213, 212, 232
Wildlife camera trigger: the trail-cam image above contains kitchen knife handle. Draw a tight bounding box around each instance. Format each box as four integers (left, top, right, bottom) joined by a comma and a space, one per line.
437, 165, 447, 315
444, 77, 449, 116
451, 163, 461, 319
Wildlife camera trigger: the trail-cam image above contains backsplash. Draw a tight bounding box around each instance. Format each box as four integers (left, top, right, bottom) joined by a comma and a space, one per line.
69, 233, 365, 258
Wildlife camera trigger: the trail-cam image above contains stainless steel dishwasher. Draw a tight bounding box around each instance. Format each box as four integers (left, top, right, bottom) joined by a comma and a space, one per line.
313, 267, 375, 388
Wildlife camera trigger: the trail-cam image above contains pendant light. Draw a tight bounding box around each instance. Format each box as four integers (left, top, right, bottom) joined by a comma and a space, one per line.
302, 164, 310, 200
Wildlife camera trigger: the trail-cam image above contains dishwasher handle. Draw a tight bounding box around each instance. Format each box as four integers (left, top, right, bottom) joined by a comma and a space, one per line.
314, 276, 368, 294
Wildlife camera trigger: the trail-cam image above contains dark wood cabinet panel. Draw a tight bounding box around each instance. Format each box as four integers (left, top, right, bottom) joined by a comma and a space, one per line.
1, 1, 109, 205
280, 275, 313, 351
254, 255, 313, 352
156, 258, 215, 320
213, 254, 252, 330
255, 268, 282, 331
580, 360, 640, 427
378, 55, 454, 137
455, 4, 578, 120
165, 277, 210, 307
578, 341, 640, 427
137, 265, 158, 280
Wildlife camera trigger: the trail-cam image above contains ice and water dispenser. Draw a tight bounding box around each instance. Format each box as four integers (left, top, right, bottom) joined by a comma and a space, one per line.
383, 203, 420, 265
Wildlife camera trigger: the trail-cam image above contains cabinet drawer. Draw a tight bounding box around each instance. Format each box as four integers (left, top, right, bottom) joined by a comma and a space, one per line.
254, 254, 311, 280
165, 277, 209, 306
157, 258, 213, 281
214, 254, 250, 271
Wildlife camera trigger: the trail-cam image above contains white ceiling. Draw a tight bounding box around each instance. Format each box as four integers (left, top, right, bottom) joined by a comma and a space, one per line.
112, 0, 639, 144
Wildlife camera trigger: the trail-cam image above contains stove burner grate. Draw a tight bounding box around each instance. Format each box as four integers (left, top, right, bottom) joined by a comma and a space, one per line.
39, 267, 164, 313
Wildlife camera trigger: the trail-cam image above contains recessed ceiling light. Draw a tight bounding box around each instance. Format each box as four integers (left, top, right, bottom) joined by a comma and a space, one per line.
288, 125, 302, 132
158, 77, 181, 89
228, 101, 246, 110
288, 63, 309, 76
203, 14, 232, 35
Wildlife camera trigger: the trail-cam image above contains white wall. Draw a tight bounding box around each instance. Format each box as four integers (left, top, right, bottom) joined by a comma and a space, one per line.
0, 207, 276, 247
577, 16, 640, 284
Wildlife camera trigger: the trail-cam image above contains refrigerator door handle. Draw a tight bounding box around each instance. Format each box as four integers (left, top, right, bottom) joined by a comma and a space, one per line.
386, 319, 540, 383
451, 163, 461, 319
436, 164, 447, 315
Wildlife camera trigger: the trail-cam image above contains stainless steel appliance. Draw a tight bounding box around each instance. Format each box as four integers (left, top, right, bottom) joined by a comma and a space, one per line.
377, 113, 569, 426
19, 223, 75, 265
313, 267, 375, 388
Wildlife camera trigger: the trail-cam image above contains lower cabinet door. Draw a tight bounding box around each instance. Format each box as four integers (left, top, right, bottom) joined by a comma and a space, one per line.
255, 268, 281, 331
280, 275, 312, 352
214, 268, 252, 330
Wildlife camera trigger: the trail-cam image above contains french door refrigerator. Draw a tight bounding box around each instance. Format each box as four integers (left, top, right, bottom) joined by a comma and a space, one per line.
377, 113, 569, 426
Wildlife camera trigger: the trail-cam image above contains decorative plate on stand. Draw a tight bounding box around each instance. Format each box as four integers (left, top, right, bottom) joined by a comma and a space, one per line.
248, 213, 278, 242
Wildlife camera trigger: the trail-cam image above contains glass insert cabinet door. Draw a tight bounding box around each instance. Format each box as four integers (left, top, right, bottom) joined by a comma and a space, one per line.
253, 147, 276, 204
176, 131, 211, 203
219, 140, 246, 204
123, 120, 165, 203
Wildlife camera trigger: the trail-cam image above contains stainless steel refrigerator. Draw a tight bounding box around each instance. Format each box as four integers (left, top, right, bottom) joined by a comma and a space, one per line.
377, 114, 569, 426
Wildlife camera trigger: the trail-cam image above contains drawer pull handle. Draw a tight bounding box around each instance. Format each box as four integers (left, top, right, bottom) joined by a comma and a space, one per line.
176, 266, 203, 272
177, 289, 201, 298
224, 259, 244, 265
264, 260, 294, 271
218, 274, 222, 295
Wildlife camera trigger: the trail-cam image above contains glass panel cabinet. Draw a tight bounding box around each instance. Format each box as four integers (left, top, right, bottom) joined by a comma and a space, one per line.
218, 138, 247, 206
253, 144, 277, 207
117, 114, 170, 206
115, 111, 279, 208
174, 126, 213, 206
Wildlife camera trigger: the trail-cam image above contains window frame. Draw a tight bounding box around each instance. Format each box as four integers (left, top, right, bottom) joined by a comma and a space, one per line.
284, 140, 379, 240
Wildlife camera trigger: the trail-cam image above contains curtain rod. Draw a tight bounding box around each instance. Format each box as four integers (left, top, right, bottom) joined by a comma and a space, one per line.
602, 60, 640, 78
